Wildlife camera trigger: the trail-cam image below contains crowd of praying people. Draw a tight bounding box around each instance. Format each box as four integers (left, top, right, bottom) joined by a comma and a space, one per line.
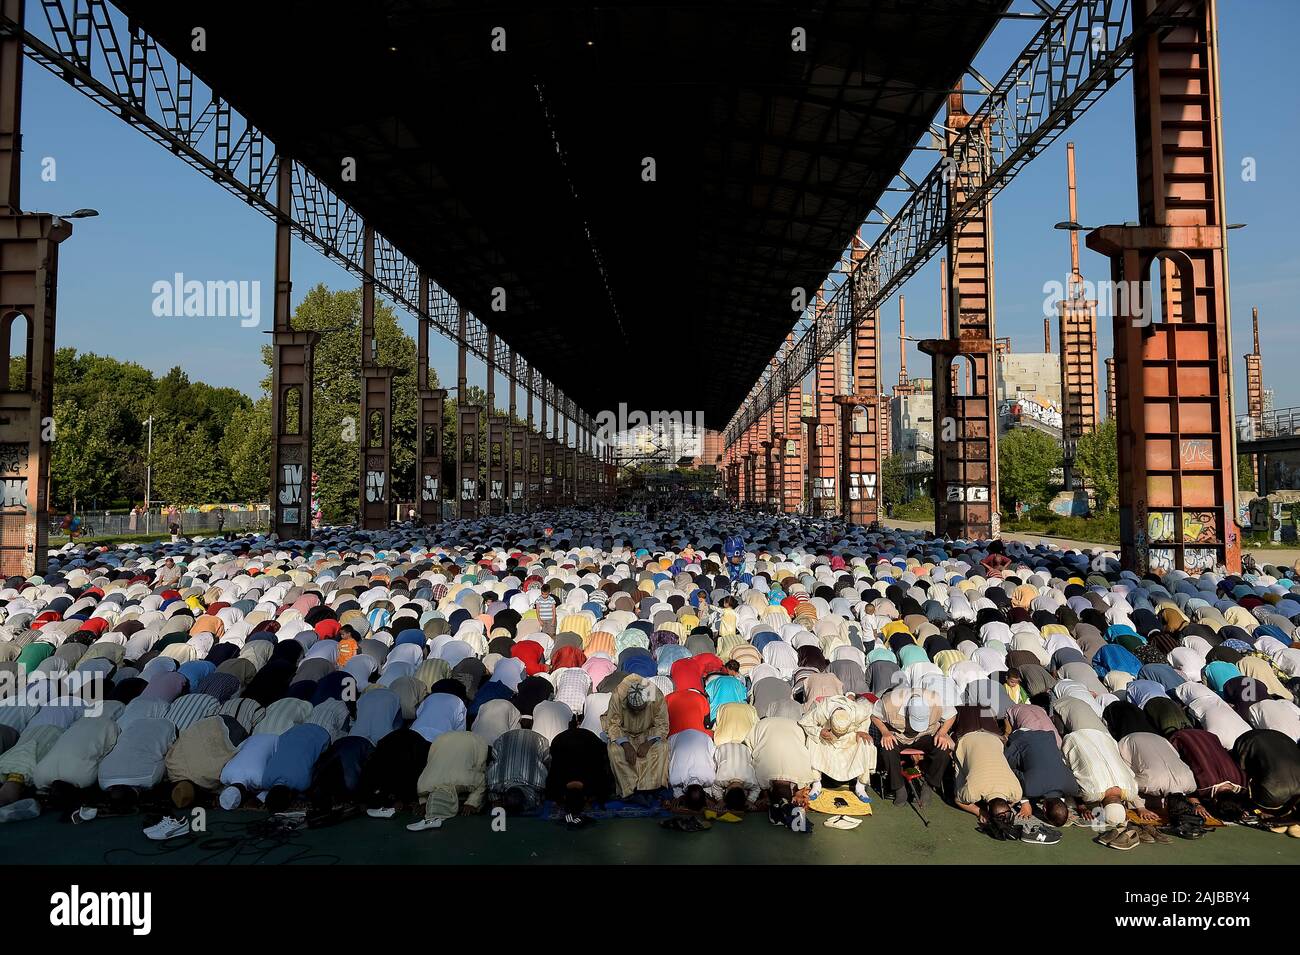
1, 504, 1300, 853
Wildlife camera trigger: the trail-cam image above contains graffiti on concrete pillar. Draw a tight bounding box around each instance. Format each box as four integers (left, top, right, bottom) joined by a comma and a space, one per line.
0, 444, 25, 475
278, 464, 303, 505
848, 473, 877, 501
421, 475, 439, 502
1, 478, 27, 509
512, 481, 524, 501
490, 480, 504, 500
365, 471, 386, 503
461, 478, 477, 500
812, 477, 835, 499
947, 485, 989, 502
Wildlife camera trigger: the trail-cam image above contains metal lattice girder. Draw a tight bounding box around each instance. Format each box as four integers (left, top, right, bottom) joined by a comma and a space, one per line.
10, 0, 594, 415
724, 0, 1149, 447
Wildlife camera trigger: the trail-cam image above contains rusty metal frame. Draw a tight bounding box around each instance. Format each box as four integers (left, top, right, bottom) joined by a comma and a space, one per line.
838, 238, 882, 524
1085, 0, 1239, 574
920, 90, 999, 540
0, 0, 64, 575
358, 224, 394, 529
10, 0, 590, 447
725, 0, 1145, 448
270, 152, 317, 539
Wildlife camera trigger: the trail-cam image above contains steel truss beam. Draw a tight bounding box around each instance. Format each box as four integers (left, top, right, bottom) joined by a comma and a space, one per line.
725, 0, 1146, 447
8, 0, 588, 426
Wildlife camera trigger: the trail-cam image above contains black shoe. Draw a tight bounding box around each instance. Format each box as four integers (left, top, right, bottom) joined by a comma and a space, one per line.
893, 787, 909, 808
916, 781, 931, 808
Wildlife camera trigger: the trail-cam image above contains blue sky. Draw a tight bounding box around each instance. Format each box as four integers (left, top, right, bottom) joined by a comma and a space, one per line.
19, 1, 1299, 417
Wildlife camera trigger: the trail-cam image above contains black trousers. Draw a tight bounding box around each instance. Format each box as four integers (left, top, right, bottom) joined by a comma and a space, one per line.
877, 734, 951, 795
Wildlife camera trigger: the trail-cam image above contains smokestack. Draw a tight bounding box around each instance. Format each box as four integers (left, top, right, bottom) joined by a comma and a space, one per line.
898, 295, 908, 388
1253, 306, 1260, 355
1067, 141, 1081, 295
1044, 317, 1052, 353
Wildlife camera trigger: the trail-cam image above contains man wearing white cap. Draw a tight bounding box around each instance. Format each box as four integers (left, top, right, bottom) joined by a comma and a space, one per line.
870, 686, 956, 807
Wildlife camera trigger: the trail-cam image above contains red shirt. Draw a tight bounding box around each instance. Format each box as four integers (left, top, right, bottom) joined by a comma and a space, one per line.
666, 689, 711, 737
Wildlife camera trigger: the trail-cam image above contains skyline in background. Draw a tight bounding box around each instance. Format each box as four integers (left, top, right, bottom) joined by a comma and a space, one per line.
18, 1, 1300, 425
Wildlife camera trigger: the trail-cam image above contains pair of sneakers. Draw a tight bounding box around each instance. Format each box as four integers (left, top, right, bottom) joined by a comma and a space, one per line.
1097, 824, 1171, 850
823, 814, 862, 830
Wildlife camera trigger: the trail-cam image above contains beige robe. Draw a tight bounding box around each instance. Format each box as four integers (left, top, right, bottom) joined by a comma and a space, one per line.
602, 676, 670, 796
798, 696, 877, 782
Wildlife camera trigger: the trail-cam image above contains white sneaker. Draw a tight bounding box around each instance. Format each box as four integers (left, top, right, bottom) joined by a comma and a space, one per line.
366, 807, 396, 819
71, 807, 98, 825
406, 817, 443, 832
218, 786, 242, 811
143, 816, 191, 841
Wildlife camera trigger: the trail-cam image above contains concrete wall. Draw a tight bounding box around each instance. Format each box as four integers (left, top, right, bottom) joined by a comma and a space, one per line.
997, 352, 1061, 406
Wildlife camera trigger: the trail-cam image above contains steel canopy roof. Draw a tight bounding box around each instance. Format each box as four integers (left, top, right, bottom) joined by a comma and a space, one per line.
114, 0, 1009, 429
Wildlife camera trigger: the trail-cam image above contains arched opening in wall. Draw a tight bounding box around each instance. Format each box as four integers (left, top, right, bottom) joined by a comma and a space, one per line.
1148, 250, 1196, 327
367, 409, 384, 448
1, 311, 31, 392
954, 354, 978, 398
281, 387, 302, 435
423, 424, 439, 457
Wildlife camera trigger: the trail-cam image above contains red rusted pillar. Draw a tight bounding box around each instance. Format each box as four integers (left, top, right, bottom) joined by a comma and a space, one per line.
1085, 0, 1240, 574
837, 238, 882, 525
416, 272, 444, 525
359, 224, 395, 529
1058, 142, 1100, 490
920, 87, 1000, 540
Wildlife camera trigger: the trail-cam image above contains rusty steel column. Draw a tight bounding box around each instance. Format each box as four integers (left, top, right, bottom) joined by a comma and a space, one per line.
359, 224, 395, 529
0, 0, 64, 575
1058, 142, 1100, 490
456, 306, 480, 520
524, 368, 537, 510
835, 238, 881, 525
781, 337, 804, 513
541, 389, 555, 509
837, 239, 882, 525
485, 330, 506, 515
1105, 357, 1117, 419
508, 354, 523, 511
1085, 0, 1239, 574
1243, 306, 1262, 492
919, 87, 999, 541
416, 272, 444, 525
269, 155, 318, 539
811, 295, 840, 514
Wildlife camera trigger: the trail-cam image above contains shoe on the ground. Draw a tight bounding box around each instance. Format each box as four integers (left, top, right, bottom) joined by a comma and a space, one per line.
0, 799, 40, 823
143, 816, 191, 841
1287, 824, 1300, 838
823, 814, 862, 830
892, 787, 909, 808
366, 807, 396, 819
1020, 825, 1061, 846
565, 815, 597, 831
71, 807, 97, 825
406, 817, 443, 832
219, 786, 242, 811
660, 815, 711, 832
1098, 826, 1139, 851
915, 780, 931, 808
1142, 825, 1173, 844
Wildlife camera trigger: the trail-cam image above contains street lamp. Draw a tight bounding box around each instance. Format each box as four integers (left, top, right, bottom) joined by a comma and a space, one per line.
144, 415, 154, 533
60, 209, 100, 219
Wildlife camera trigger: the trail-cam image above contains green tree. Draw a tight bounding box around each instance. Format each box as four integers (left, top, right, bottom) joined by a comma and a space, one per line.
881, 453, 908, 506
998, 427, 1062, 511
221, 398, 272, 502
1074, 418, 1120, 513
1237, 453, 1256, 493
48, 397, 127, 511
